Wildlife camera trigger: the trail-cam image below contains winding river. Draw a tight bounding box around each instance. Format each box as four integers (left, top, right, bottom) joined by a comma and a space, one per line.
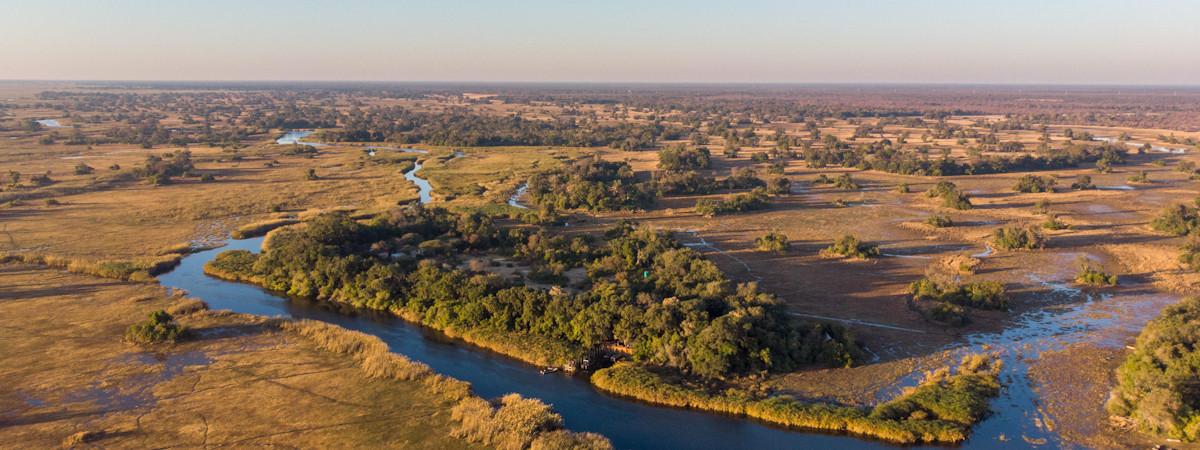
153, 133, 1182, 448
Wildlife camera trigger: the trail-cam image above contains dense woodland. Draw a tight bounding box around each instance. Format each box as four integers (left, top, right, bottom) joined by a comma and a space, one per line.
207, 208, 858, 379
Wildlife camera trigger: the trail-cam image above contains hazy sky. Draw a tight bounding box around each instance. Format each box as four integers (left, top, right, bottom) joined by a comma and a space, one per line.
2, 0, 1197, 84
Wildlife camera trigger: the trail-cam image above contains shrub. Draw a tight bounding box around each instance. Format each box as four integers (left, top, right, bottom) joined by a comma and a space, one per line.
1127, 171, 1151, 184
926, 214, 953, 228
754, 232, 790, 253
1070, 175, 1095, 190
1108, 296, 1200, 441
895, 183, 911, 194
991, 226, 1045, 251
1041, 214, 1069, 230
124, 310, 184, 344
1013, 175, 1056, 193
694, 188, 770, 217
833, 173, 860, 190
766, 177, 791, 195
1033, 199, 1051, 215
74, 162, 95, 175
926, 181, 971, 209
1075, 258, 1117, 287
1151, 204, 1200, 236
821, 234, 880, 259
1180, 240, 1200, 271
910, 278, 1008, 310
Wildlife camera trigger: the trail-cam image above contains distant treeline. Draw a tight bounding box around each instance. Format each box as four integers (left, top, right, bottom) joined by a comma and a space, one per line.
804, 141, 1127, 176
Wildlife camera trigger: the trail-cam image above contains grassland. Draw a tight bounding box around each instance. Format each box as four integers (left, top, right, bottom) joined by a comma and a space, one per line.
4, 82, 1200, 447
0, 264, 609, 449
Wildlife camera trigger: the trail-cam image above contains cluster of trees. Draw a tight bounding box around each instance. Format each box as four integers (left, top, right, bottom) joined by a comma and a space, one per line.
1108, 296, 1200, 441
694, 188, 771, 217
657, 145, 711, 172
926, 214, 953, 228
134, 150, 194, 185
820, 235, 880, 259
907, 256, 1000, 326
991, 226, 1046, 251
526, 157, 656, 211
124, 310, 184, 344
207, 209, 858, 379
909, 278, 1007, 311
754, 232, 790, 253
1150, 201, 1200, 236
654, 167, 781, 196
1013, 175, 1056, 193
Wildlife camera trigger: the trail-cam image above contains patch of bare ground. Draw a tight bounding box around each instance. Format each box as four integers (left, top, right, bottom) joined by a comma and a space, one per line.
762, 352, 947, 406
1028, 344, 1199, 450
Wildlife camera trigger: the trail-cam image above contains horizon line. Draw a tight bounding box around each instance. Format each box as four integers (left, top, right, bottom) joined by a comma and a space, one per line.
3, 79, 1200, 89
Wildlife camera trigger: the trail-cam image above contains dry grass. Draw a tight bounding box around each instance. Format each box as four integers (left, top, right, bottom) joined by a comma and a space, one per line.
0, 265, 483, 449
230, 217, 300, 239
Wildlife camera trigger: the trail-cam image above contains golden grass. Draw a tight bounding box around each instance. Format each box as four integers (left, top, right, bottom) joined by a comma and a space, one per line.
0, 251, 181, 281
230, 218, 300, 239
0, 265, 482, 448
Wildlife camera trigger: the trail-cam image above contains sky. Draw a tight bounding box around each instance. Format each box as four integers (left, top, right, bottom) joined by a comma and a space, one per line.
1, 0, 1197, 84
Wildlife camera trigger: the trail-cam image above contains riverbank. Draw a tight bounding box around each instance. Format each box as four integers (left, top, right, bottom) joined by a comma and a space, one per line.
591, 358, 999, 445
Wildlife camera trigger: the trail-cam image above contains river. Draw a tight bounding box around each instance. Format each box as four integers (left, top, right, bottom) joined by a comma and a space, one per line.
156, 137, 1181, 448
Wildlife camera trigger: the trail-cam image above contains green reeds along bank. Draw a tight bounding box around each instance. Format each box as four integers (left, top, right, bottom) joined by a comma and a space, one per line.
592, 354, 1001, 445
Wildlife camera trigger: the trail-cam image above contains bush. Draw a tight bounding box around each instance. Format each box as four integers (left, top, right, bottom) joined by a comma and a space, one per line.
1180, 241, 1200, 271
1041, 214, 1069, 230
754, 232, 790, 253
1151, 204, 1200, 236
1108, 296, 1200, 441
909, 278, 1008, 310
1013, 175, 1055, 193
821, 234, 880, 259
926, 181, 971, 209
1033, 199, 1051, 215
833, 173, 860, 190
926, 214, 953, 228
74, 162, 95, 175
124, 310, 184, 344
694, 188, 770, 217
991, 226, 1045, 251
1128, 171, 1151, 184
1070, 174, 1095, 190
1075, 263, 1117, 287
